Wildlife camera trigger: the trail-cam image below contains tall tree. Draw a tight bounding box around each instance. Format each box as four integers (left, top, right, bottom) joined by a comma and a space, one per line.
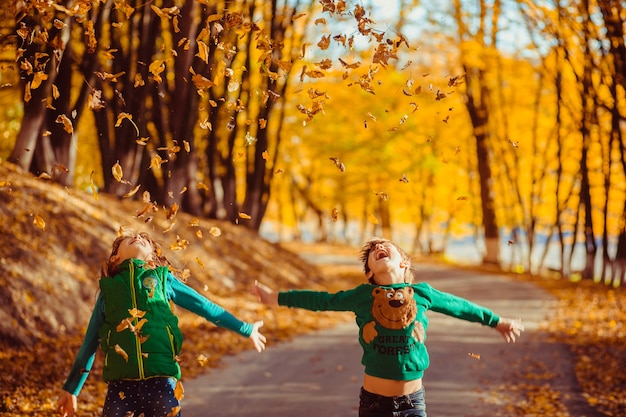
452, 0, 500, 264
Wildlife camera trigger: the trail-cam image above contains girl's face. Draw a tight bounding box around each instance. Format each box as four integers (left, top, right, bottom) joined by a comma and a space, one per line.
111, 234, 155, 265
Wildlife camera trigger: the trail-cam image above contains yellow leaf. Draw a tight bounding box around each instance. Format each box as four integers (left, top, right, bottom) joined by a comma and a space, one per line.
33, 215, 46, 230
123, 185, 141, 198
134, 318, 148, 332
174, 379, 184, 400
112, 162, 123, 182
367, 214, 379, 224
55, 114, 74, 133
149, 155, 168, 169
128, 308, 146, 318
116, 318, 133, 332
191, 73, 215, 89
114, 344, 129, 362
30, 71, 48, 89
209, 226, 221, 237
115, 112, 140, 136
196, 41, 209, 63
239, 212, 251, 220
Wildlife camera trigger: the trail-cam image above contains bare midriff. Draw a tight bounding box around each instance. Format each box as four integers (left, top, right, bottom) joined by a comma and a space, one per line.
362, 374, 423, 397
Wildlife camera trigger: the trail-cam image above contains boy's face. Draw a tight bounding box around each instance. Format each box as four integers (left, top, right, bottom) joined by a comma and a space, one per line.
111, 234, 154, 264
366, 241, 407, 285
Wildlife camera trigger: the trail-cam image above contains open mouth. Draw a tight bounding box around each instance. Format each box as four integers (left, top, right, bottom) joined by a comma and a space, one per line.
375, 249, 389, 260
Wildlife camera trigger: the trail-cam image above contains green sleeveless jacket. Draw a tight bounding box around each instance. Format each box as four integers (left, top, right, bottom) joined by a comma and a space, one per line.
99, 258, 183, 381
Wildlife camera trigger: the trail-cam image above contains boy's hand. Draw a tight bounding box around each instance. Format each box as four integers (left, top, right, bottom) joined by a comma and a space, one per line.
251, 281, 279, 306
249, 320, 267, 352
495, 317, 524, 343
56, 391, 77, 417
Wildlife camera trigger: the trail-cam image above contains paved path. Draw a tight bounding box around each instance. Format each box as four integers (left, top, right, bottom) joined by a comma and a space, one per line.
182, 262, 601, 417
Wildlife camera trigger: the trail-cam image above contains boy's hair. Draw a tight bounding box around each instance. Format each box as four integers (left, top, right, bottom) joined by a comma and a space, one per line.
102, 229, 170, 277
358, 237, 414, 284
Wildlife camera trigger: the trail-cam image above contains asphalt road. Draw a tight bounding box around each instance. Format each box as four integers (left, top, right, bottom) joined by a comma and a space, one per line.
181, 262, 601, 417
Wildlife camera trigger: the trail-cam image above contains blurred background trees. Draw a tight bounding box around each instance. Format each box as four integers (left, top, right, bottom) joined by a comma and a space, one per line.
0, 0, 624, 283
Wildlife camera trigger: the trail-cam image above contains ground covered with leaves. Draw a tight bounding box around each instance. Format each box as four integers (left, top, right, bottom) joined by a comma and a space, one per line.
0, 161, 624, 416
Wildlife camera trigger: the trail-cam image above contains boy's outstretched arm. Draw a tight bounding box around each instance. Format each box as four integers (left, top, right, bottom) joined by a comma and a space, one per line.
249, 320, 267, 352
495, 317, 524, 343
252, 281, 279, 306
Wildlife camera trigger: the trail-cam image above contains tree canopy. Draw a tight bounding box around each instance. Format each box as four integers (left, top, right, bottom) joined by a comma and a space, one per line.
0, 0, 625, 281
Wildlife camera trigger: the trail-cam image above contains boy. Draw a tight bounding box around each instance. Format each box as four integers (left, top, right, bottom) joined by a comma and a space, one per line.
252, 237, 523, 417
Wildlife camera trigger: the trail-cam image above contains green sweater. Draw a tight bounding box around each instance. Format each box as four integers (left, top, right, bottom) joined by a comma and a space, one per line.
278, 282, 500, 380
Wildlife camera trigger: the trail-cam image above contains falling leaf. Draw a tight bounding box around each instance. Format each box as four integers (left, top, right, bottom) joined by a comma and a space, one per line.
239, 212, 251, 220
167, 203, 179, 220
115, 112, 140, 136
116, 318, 134, 332
367, 214, 379, 224
456, 196, 469, 201
123, 185, 141, 198
209, 226, 221, 237
33, 215, 46, 230
55, 114, 74, 133
331, 208, 338, 222
174, 379, 185, 400
196, 353, 210, 366
468, 353, 481, 360
114, 344, 129, 362
399, 174, 409, 183
168, 236, 188, 252
128, 308, 146, 318
30, 71, 48, 89
149, 155, 168, 170
89, 89, 105, 110
329, 157, 346, 172
317, 34, 331, 50
112, 162, 123, 182
163, 221, 176, 233
167, 406, 181, 417
134, 318, 148, 332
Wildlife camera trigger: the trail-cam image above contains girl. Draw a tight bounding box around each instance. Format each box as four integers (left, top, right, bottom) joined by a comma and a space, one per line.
57, 230, 266, 417
252, 237, 523, 417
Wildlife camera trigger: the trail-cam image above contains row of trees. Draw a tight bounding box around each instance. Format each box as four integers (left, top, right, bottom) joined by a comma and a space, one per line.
1, 0, 625, 283
264, 0, 626, 284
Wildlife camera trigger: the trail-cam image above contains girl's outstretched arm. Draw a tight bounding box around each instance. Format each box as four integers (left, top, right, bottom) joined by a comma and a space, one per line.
248, 320, 266, 352
56, 391, 77, 417
495, 317, 524, 343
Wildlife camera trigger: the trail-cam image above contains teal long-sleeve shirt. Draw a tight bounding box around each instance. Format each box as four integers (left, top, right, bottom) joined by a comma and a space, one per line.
278, 282, 500, 381
62, 272, 253, 396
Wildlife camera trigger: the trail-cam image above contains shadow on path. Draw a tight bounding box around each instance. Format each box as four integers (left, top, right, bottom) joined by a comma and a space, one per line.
182, 262, 601, 417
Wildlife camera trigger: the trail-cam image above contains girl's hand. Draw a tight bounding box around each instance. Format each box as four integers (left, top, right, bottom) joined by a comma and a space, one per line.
56, 391, 77, 417
251, 281, 279, 306
495, 317, 524, 343
249, 320, 266, 352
